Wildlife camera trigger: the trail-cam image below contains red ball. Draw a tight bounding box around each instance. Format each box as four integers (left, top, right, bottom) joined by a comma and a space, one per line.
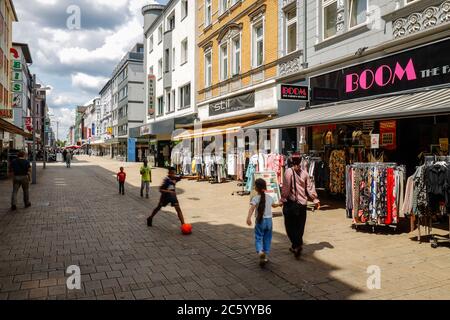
181, 224, 192, 235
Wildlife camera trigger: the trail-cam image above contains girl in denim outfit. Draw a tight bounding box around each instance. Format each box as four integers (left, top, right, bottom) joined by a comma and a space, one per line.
247, 178, 282, 267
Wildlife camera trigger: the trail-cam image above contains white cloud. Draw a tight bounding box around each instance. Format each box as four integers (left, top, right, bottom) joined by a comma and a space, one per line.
71, 72, 109, 92
48, 107, 75, 140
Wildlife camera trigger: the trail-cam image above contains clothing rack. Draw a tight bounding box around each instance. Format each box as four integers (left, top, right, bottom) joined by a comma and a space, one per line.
347, 162, 405, 232
416, 156, 450, 248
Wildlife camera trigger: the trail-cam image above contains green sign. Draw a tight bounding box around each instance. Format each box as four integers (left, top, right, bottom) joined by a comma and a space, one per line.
12, 60, 22, 70
12, 71, 22, 81
12, 82, 23, 93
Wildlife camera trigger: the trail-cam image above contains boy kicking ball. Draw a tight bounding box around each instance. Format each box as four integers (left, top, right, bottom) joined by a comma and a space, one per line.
147, 167, 186, 227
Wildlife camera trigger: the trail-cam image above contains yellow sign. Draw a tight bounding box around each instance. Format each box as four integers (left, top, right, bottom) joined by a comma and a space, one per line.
439, 138, 448, 153
107, 127, 113, 134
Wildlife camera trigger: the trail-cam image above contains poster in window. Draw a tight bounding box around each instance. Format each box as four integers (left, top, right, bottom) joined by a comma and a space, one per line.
380, 120, 397, 150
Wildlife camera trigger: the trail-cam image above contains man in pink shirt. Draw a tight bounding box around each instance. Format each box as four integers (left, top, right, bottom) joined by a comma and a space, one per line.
281, 157, 320, 259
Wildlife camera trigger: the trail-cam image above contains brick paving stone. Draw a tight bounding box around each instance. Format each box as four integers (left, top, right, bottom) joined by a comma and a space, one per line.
132, 289, 153, 300
90, 272, 107, 281
48, 285, 67, 296
31, 272, 48, 281
96, 294, 116, 300
101, 279, 119, 289
20, 280, 40, 290
39, 279, 58, 287
149, 285, 169, 297
7, 290, 29, 300
1, 283, 21, 292
29, 288, 48, 299
13, 274, 32, 283
115, 291, 135, 300
106, 271, 122, 279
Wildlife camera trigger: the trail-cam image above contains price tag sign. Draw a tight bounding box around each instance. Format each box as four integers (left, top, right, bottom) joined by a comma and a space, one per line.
371, 134, 380, 149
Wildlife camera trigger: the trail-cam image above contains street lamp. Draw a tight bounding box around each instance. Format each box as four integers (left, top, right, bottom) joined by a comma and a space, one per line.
30, 74, 52, 184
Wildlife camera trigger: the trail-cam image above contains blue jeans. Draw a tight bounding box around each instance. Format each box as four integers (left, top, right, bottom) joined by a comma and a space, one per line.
255, 218, 273, 254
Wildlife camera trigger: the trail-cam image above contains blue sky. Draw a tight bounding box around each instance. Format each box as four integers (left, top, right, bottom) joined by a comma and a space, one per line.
12, 0, 168, 140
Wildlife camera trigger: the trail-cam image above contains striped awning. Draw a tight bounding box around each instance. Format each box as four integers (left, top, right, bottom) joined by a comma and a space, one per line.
248, 87, 450, 130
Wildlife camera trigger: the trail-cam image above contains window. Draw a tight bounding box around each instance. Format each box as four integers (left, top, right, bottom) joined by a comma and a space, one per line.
232, 35, 241, 75
165, 48, 170, 73
172, 48, 176, 71
167, 13, 175, 31
323, 0, 337, 39
285, 8, 297, 54
157, 96, 164, 115
220, 43, 228, 80
149, 35, 154, 53
181, 38, 188, 64
181, 0, 188, 19
158, 25, 163, 43
171, 89, 176, 112
348, 0, 367, 28
179, 83, 191, 109
205, 0, 212, 27
158, 59, 163, 78
166, 90, 171, 113
252, 22, 264, 67
219, 0, 228, 15
205, 51, 212, 87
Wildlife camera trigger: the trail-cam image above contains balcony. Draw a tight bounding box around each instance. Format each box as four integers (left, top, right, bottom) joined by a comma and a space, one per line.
277, 50, 303, 78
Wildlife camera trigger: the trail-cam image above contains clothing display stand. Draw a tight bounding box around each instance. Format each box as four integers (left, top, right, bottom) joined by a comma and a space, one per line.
416, 156, 450, 248
347, 162, 404, 233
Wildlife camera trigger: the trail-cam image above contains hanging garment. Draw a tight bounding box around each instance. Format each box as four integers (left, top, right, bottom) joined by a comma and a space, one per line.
329, 150, 346, 194
412, 166, 427, 217
402, 176, 415, 216
245, 163, 256, 192
385, 168, 395, 225
227, 153, 236, 176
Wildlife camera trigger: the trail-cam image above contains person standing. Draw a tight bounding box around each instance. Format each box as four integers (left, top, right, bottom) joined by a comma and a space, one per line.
140, 159, 152, 198
62, 149, 67, 162
281, 157, 320, 259
66, 150, 72, 168
10, 151, 31, 211
117, 167, 126, 195
246, 179, 282, 267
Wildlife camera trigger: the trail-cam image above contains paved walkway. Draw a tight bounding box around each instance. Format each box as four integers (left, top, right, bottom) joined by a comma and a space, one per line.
0, 155, 449, 300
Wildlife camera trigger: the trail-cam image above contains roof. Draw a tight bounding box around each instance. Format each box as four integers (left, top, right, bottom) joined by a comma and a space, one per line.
248, 86, 450, 130
12, 42, 33, 63
8, 0, 18, 21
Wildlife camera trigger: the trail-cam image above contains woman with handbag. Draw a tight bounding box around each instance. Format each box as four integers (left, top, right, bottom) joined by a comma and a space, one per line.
281, 157, 320, 259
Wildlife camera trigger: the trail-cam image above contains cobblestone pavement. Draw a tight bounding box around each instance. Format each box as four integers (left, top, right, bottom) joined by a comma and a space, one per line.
0, 155, 449, 300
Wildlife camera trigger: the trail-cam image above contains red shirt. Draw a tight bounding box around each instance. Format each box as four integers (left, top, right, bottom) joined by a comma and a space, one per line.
117, 171, 126, 182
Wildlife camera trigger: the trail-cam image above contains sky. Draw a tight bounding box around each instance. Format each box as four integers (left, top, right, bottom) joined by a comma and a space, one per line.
12, 0, 168, 141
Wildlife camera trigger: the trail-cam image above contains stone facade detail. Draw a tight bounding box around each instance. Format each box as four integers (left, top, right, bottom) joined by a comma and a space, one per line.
279, 56, 302, 77
393, 1, 450, 39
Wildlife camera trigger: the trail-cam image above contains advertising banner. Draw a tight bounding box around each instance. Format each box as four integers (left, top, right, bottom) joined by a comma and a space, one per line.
380, 120, 397, 150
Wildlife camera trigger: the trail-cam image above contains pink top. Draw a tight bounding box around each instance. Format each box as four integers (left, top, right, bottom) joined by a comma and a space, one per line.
281, 168, 320, 205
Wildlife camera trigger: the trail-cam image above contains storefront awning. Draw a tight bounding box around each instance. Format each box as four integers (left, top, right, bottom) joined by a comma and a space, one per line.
0, 118, 32, 139
172, 119, 268, 141
248, 87, 450, 130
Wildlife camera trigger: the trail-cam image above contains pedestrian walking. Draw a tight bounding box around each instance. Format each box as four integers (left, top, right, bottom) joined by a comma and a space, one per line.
140, 159, 152, 198
10, 151, 31, 211
62, 149, 67, 162
281, 157, 320, 259
117, 167, 126, 195
66, 150, 72, 168
246, 178, 282, 267
147, 167, 186, 227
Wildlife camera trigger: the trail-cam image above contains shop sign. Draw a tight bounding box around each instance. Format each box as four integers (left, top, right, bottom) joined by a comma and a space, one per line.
128, 138, 137, 162
140, 124, 151, 136
107, 127, 112, 135
25, 117, 32, 131
279, 84, 309, 101
12, 82, 22, 93
148, 75, 156, 116
209, 92, 255, 116
380, 120, 397, 150
0, 109, 13, 119
370, 134, 380, 149
12, 93, 21, 108
12, 71, 22, 81
12, 60, 22, 70
310, 38, 450, 103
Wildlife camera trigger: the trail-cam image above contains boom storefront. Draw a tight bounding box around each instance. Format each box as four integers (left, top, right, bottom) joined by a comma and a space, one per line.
251, 38, 450, 229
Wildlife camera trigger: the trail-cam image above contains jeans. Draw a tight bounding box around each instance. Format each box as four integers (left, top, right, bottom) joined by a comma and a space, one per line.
283, 203, 307, 249
141, 181, 150, 196
119, 182, 125, 194
11, 176, 30, 207
255, 218, 273, 254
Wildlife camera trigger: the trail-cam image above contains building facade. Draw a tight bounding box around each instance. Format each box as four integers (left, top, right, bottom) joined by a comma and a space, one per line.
107, 43, 145, 161
193, 0, 283, 153
139, 1, 197, 167
253, 0, 450, 180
